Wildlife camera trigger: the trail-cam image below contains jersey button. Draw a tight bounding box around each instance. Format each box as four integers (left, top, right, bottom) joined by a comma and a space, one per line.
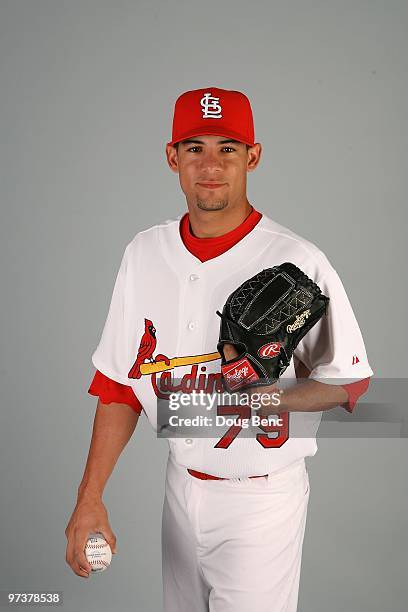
187, 321, 196, 331
189, 274, 199, 281
185, 438, 193, 445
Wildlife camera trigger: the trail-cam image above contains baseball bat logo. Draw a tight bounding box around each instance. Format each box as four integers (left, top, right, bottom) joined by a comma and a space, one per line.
258, 342, 281, 358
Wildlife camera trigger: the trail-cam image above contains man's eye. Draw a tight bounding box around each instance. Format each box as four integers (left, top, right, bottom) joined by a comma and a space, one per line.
186, 146, 236, 152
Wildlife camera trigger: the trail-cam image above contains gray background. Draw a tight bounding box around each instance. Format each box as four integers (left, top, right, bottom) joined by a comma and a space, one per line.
0, 0, 407, 610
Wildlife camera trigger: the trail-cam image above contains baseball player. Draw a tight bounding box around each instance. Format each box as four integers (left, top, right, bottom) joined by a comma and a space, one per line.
65, 87, 373, 612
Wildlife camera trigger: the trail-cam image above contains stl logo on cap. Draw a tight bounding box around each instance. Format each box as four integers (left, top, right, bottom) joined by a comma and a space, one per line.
200, 92, 222, 119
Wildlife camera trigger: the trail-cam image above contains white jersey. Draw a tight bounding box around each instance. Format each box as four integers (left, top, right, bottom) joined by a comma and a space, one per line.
91, 212, 373, 478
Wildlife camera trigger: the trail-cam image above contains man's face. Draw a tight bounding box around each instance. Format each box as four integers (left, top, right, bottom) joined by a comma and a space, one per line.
166, 135, 261, 211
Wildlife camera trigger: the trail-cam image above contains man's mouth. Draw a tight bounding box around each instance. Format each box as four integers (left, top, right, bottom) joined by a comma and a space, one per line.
197, 182, 226, 189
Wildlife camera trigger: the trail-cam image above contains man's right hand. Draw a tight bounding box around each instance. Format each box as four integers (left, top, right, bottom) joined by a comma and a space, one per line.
65, 494, 117, 578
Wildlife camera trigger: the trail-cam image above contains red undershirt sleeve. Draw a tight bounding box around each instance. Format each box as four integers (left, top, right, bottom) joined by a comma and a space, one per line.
340, 377, 371, 413
88, 369, 143, 415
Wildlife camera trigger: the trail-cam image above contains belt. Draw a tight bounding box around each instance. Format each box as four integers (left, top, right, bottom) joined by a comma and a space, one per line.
187, 468, 268, 481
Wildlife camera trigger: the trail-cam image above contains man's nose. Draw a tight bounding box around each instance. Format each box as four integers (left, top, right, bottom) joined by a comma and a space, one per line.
199, 151, 223, 171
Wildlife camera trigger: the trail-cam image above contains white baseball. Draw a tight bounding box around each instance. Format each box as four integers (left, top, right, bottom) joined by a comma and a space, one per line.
85, 532, 112, 573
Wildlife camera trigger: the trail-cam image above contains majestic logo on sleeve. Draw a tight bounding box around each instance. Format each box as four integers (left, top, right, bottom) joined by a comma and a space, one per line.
352, 354, 360, 365
200, 92, 222, 118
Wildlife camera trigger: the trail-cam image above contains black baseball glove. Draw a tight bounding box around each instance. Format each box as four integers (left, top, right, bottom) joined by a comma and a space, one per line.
216, 262, 329, 392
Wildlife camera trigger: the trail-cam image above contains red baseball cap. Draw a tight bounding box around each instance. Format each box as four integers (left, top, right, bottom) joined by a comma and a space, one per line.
167, 87, 255, 147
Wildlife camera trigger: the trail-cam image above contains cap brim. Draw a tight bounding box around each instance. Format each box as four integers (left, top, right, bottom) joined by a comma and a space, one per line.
167, 126, 255, 147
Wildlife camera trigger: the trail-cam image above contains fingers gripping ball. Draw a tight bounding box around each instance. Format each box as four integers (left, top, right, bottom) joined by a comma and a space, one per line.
85, 533, 112, 573
216, 262, 330, 392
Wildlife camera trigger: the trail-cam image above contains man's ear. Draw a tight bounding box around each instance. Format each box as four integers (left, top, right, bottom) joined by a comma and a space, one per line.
247, 142, 262, 172
166, 144, 179, 172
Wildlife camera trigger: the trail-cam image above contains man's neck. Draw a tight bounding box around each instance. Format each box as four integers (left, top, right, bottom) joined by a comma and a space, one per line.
187, 201, 253, 238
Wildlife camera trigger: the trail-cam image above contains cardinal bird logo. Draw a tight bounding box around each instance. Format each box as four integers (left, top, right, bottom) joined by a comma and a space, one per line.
128, 318, 157, 379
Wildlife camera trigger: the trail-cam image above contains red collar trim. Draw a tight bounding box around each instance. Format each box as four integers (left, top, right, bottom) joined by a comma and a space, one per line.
179, 206, 262, 262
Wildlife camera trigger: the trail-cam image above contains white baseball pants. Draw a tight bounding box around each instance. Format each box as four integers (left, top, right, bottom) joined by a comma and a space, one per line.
161, 452, 310, 612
